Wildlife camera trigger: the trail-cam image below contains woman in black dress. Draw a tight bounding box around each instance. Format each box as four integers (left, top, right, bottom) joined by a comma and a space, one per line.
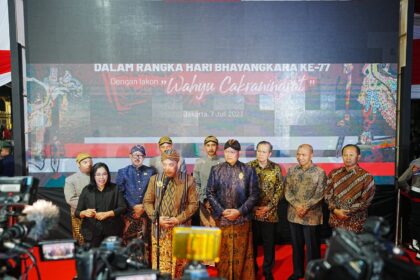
75, 162, 126, 247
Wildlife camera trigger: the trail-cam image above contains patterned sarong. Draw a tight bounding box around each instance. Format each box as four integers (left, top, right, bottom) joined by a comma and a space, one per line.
71, 213, 84, 245
122, 213, 151, 265
217, 221, 255, 280
199, 203, 216, 227
151, 230, 187, 279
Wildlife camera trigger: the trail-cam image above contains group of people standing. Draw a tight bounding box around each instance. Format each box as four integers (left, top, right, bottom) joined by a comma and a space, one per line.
64, 136, 375, 280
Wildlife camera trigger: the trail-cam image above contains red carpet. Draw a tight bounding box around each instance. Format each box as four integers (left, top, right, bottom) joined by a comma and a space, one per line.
25, 244, 420, 279
254, 244, 326, 280
206, 244, 308, 279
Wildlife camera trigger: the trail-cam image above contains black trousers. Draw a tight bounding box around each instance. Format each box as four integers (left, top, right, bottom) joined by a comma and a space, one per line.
90, 234, 107, 248
252, 220, 276, 274
289, 222, 320, 278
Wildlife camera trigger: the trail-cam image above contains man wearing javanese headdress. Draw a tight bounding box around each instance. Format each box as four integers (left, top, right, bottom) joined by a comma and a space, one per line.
207, 139, 259, 280
193, 135, 224, 227
144, 149, 198, 279
149, 136, 186, 175
116, 144, 155, 262
64, 152, 93, 244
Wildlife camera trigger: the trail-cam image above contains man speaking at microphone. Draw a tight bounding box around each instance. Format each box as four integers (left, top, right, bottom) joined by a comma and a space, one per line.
144, 149, 198, 279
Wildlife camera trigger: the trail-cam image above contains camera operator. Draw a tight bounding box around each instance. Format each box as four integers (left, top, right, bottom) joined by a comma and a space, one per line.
398, 157, 420, 259
75, 162, 126, 247
0, 141, 14, 177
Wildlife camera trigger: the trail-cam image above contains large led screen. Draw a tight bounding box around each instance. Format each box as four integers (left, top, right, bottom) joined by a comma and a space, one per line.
24, 0, 398, 186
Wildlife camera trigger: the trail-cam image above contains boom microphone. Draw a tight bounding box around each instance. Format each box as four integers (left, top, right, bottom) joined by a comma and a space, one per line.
22, 199, 60, 241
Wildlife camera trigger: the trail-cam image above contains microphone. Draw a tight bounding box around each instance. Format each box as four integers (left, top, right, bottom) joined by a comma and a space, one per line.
153, 177, 171, 221
161, 177, 170, 197
22, 199, 60, 241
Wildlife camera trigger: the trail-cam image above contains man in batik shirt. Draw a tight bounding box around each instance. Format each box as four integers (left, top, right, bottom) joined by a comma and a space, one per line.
207, 139, 259, 280
116, 145, 155, 259
247, 141, 283, 280
325, 144, 375, 233
285, 144, 326, 280
64, 152, 92, 244
144, 149, 198, 279
150, 136, 186, 174
193, 135, 224, 227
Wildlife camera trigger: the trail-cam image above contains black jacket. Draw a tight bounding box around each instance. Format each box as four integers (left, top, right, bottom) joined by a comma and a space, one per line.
75, 183, 126, 241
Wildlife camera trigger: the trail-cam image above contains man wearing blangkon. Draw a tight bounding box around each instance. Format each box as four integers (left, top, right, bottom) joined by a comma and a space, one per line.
116, 145, 155, 252
193, 135, 223, 227
144, 149, 198, 278
325, 144, 375, 233
149, 136, 186, 175
207, 139, 259, 280
64, 152, 92, 244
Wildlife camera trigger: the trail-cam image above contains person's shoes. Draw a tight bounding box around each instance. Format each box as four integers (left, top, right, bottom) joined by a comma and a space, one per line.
409, 240, 420, 252
409, 244, 418, 252
263, 271, 274, 280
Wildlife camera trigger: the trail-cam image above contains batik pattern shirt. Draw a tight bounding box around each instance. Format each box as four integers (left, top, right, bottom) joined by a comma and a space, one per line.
143, 173, 198, 279
115, 164, 155, 210
285, 164, 326, 226
247, 159, 284, 223
206, 161, 259, 226
325, 165, 375, 233
143, 172, 199, 235
193, 156, 224, 203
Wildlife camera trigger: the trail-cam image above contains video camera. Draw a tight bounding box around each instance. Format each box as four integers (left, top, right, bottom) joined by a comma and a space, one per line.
74, 226, 224, 280
0, 176, 41, 251
0, 176, 38, 206
75, 236, 160, 280
305, 217, 420, 280
0, 176, 38, 228
0, 176, 59, 279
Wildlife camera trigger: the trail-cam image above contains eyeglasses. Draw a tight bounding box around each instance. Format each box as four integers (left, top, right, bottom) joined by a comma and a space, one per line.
95, 173, 108, 177
131, 154, 144, 159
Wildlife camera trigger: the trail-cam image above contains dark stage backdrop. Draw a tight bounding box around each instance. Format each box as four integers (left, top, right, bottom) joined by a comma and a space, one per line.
23, 0, 399, 240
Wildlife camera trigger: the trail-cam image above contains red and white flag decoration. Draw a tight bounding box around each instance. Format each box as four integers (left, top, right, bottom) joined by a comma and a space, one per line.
0, 0, 11, 87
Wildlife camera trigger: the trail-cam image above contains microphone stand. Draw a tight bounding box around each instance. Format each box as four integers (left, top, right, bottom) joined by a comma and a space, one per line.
154, 178, 169, 272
